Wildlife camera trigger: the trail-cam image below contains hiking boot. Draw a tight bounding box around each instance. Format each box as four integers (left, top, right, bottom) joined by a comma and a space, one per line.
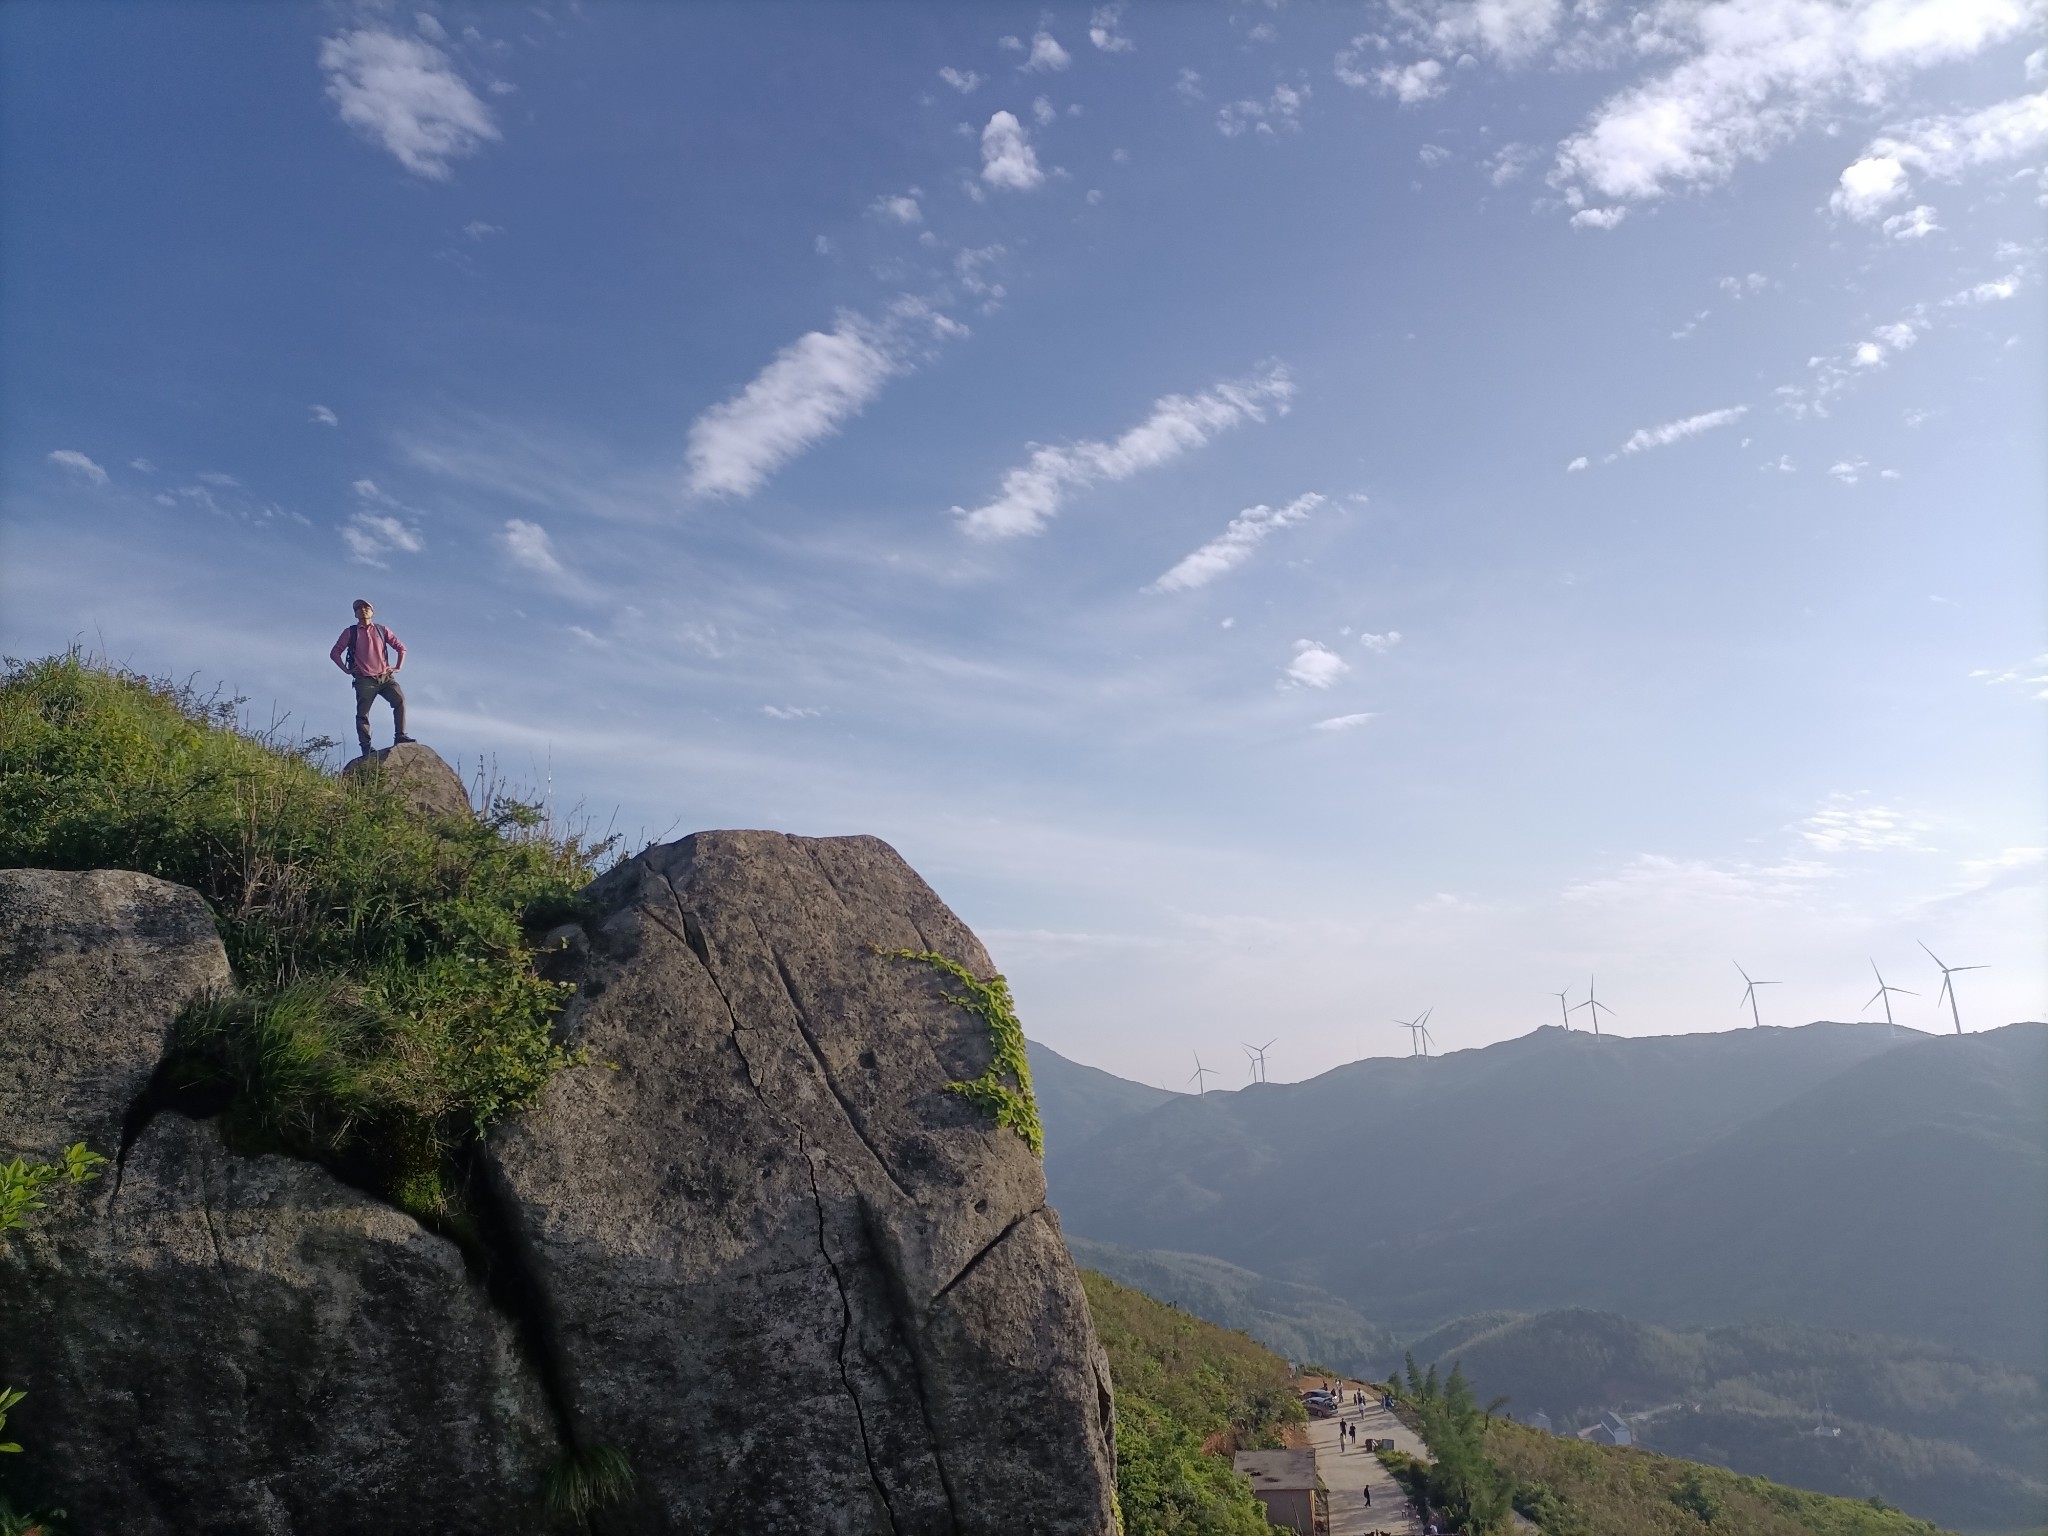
393, 734, 417, 744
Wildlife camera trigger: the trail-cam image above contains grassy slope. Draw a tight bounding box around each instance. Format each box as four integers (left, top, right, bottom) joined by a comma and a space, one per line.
0, 655, 603, 1214
1070, 1236, 1396, 1376
1080, 1270, 1305, 1535
1485, 1419, 1956, 1536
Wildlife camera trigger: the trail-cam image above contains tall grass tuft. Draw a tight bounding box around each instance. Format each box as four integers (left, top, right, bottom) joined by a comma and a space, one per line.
543, 1443, 636, 1521
0, 652, 614, 1215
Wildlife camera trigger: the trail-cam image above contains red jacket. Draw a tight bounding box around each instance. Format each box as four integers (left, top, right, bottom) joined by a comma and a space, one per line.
331, 622, 405, 678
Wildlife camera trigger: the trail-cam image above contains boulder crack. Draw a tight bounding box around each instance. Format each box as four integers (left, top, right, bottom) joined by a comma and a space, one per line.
856, 1196, 965, 1534
804, 1141, 902, 1536
931, 1205, 1042, 1307
754, 921, 913, 1203
645, 881, 774, 1117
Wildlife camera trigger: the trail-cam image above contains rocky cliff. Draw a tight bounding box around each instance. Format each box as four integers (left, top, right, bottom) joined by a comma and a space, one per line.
0, 836, 1117, 1534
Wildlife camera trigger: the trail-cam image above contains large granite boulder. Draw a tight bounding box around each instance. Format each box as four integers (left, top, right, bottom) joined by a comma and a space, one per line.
490, 830, 1119, 1534
0, 867, 230, 1161
0, 869, 555, 1534
341, 740, 472, 821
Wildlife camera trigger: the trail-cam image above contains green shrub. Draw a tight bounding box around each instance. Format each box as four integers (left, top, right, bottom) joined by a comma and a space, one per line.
0, 654, 610, 1215
1081, 1271, 1304, 1535
885, 949, 1043, 1155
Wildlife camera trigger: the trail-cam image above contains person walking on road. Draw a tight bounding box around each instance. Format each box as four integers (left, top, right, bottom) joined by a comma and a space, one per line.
330, 598, 412, 757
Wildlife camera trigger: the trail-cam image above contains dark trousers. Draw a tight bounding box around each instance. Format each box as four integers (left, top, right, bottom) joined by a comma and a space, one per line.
352, 674, 406, 753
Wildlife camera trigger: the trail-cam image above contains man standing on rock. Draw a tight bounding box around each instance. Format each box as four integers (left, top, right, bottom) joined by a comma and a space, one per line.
329, 598, 413, 758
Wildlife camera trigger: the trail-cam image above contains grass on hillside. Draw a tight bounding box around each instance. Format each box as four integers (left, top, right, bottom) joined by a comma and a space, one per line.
0, 654, 610, 1215
1081, 1270, 1306, 1535
1480, 1418, 1954, 1536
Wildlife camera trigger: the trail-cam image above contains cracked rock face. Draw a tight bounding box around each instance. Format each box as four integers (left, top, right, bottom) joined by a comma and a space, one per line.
491, 830, 1119, 1535
0, 868, 553, 1534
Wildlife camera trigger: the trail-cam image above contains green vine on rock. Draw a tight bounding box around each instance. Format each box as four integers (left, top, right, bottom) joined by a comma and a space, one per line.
884, 949, 1043, 1157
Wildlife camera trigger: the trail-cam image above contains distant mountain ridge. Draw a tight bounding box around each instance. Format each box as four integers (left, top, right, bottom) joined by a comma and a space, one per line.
1031, 1022, 2048, 1369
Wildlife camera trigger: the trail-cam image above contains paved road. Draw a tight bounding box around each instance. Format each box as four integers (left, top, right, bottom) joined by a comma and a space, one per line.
1301, 1388, 1428, 1535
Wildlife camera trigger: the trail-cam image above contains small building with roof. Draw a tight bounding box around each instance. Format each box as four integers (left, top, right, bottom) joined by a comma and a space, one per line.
1232, 1448, 1323, 1533
1578, 1411, 1633, 1446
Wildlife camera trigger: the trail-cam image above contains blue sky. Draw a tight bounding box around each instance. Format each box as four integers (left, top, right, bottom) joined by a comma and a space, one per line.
4, 0, 2043, 1085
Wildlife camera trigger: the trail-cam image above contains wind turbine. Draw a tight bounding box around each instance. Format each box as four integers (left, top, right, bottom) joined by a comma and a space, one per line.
1919, 942, 1987, 1035
1188, 1052, 1219, 1096
1552, 989, 1573, 1031
1396, 1009, 1435, 1059
1243, 1038, 1276, 1083
1734, 962, 1782, 1028
1862, 961, 1916, 1031
1570, 976, 1614, 1036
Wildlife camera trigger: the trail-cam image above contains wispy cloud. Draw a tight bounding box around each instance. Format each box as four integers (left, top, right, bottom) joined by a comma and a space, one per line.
1797, 794, 1926, 853
1832, 90, 2048, 220
686, 298, 965, 498
867, 191, 923, 224
938, 66, 983, 94
1218, 83, 1309, 137
955, 363, 1295, 540
1566, 455, 1589, 472
1089, 4, 1134, 52
1611, 404, 1747, 459
341, 479, 426, 565
1313, 712, 1377, 731
980, 111, 1045, 190
309, 404, 339, 427
499, 518, 568, 579
1284, 640, 1349, 690
762, 704, 824, 720
1569, 206, 1627, 230
1969, 653, 2048, 699
47, 449, 108, 485
1358, 631, 1402, 653
319, 29, 499, 180
1148, 492, 1322, 593
1553, 0, 2034, 206
1021, 31, 1072, 72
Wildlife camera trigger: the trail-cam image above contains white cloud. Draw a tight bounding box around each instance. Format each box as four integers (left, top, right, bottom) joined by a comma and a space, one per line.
1839, 90, 2048, 214
1566, 455, 1589, 471
1358, 631, 1402, 653
1882, 203, 1940, 238
1872, 321, 1919, 350
463, 220, 502, 240
1372, 60, 1447, 104
310, 404, 339, 426
938, 66, 983, 94
687, 300, 962, 498
1569, 205, 1627, 230
319, 29, 499, 180
1285, 640, 1350, 690
1033, 95, 1058, 126
1090, 4, 1135, 52
1148, 492, 1323, 593
47, 449, 107, 485
1023, 31, 1072, 72
954, 244, 1007, 300
1218, 83, 1309, 137
1946, 272, 2023, 304
1829, 457, 1869, 483
342, 511, 424, 565
998, 35, 1024, 52
1830, 154, 1911, 218
955, 364, 1295, 540
1615, 404, 1747, 456
1797, 795, 1925, 852
1969, 652, 2048, 699
980, 111, 1045, 190
762, 704, 823, 720
1488, 142, 1542, 185
499, 518, 565, 578
868, 191, 923, 224
1313, 712, 1377, 731
1553, 0, 2037, 205
1398, 0, 1565, 65
1419, 143, 1453, 167
129, 458, 155, 472
1176, 68, 1205, 102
